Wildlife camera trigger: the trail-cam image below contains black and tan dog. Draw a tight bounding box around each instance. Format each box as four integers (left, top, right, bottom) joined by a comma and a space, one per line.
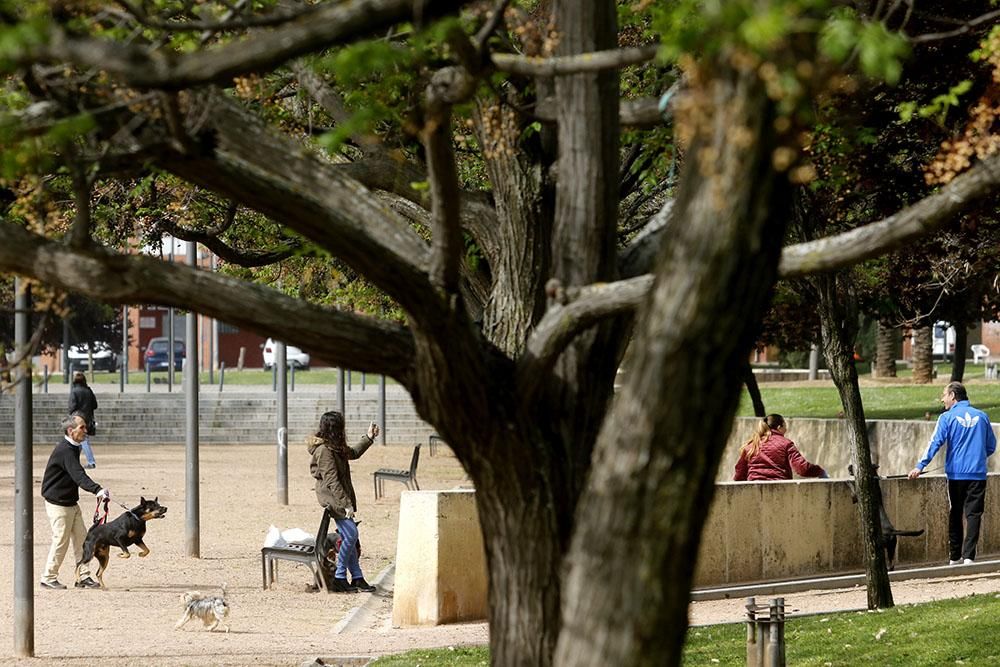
76, 497, 168, 588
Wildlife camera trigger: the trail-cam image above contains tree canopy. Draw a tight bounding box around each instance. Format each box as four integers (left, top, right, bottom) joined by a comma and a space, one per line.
2, 1, 1000, 665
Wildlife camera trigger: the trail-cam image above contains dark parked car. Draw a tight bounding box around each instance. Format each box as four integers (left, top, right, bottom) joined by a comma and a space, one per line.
144, 337, 185, 371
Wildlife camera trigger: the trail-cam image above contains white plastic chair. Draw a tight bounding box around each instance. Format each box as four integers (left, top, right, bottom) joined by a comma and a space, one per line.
971, 344, 990, 364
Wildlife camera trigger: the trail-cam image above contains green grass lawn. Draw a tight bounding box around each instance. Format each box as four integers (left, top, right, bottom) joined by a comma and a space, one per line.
368, 594, 1000, 666
79, 368, 394, 386
737, 364, 1000, 421
684, 594, 1000, 666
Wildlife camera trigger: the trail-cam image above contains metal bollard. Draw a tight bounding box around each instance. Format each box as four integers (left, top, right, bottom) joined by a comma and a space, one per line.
43, 364, 48, 393
290, 364, 295, 392
361, 372, 366, 390
145, 365, 151, 392
271, 364, 277, 392
746, 596, 786, 667
218, 362, 225, 393
347, 369, 352, 391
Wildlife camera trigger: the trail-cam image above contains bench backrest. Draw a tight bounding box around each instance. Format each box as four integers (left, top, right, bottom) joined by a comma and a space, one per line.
409, 444, 421, 476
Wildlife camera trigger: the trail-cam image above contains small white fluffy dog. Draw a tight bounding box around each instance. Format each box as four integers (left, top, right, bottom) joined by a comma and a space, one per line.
175, 583, 230, 632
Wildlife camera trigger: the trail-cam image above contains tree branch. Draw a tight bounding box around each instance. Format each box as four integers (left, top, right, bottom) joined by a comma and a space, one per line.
779, 153, 1000, 278
157, 219, 306, 268
291, 60, 376, 153
491, 44, 659, 77
908, 9, 1000, 43
424, 58, 479, 294
23, 0, 474, 89
0, 223, 416, 378
113, 0, 322, 32
517, 275, 654, 390
150, 91, 439, 314
68, 156, 94, 249
536, 95, 667, 127
618, 198, 676, 278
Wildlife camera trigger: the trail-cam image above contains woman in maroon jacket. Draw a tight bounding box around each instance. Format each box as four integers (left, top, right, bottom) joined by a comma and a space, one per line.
734, 414, 828, 481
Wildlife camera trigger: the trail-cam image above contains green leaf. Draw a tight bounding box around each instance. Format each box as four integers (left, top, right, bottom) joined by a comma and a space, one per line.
818, 7, 859, 63
856, 22, 909, 85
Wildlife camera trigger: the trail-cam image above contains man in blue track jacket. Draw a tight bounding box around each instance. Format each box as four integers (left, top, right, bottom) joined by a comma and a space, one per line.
909, 382, 997, 564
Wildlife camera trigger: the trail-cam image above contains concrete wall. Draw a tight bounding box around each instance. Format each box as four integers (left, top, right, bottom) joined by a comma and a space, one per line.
387, 477, 1000, 620
392, 490, 488, 626
695, 474, 1000, 587
722, 417, 1000, 480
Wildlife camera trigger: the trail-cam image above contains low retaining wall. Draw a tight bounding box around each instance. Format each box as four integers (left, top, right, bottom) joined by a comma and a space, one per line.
721, 417, 1000, 480
395, 477, 1000, 621
695, 474, 1000, 587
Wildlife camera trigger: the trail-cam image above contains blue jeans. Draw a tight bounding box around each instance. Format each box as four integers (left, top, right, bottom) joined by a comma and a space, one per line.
333, 518, 362, 580
80, 438, 96, 467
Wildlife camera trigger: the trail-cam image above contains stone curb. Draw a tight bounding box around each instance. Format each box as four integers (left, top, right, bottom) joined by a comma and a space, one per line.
691, 558, 1000, 601
332, 563, 396, 635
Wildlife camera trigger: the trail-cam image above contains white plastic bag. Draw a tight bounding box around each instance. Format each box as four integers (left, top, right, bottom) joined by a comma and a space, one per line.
263, 525, 287, 548
281, 527, 314, 546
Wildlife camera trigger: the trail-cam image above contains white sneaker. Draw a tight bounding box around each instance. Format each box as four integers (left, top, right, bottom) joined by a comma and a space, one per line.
949, 559, 961, 565
963, 558, 974, 565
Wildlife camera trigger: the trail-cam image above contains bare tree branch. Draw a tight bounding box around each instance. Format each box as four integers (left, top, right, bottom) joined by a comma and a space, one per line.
491, 44, 659, 77
149, 91, 438, 314
22, 0, 474, 89
0, 222, 416, 378
424, 60, 479, 294
291, 61, 353, 127
157, 219, 306, 267
68, 156, 94, 249
517, 275, 654, 390
908, 9, 1000, 43
536, 95, 668, 126
618, 199, 675, 278
780, 153, 1000, 278
113, 0, 321, 32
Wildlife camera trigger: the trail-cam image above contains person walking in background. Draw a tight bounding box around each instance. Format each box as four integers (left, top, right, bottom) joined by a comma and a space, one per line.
734, 413, 828, 481
69, 371, 98, 468
307, 411, 380, 593
909, 381, 996, 564
40, 414, 108, 589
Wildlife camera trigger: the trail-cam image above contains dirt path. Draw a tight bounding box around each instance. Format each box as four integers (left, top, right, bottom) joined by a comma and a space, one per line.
689, 572, 1000, 626
2, 442, 996, 665
0, 442, 483, 666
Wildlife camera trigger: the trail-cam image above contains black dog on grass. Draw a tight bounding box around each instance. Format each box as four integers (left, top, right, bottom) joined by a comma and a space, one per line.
77, 497, 168, 588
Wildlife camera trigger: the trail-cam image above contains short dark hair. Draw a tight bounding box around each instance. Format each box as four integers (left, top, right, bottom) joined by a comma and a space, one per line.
946, 381, 968, 402
72, 371, 87, 386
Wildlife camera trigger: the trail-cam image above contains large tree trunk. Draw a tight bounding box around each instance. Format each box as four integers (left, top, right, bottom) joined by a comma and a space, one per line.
951, 321, 968, 382
554, 52, 791, 667
875, 321, 897, 378
912, 325, 934, 384
815, 274, 894, 609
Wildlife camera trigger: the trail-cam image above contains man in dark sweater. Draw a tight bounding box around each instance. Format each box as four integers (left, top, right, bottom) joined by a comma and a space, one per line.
40, 415, 109, 590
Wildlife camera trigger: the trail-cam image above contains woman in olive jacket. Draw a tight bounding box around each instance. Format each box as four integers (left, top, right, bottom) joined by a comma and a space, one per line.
308, 410, 379, 593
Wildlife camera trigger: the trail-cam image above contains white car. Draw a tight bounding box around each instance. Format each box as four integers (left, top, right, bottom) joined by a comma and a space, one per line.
68, 341, 120, 373
262, 338, 310, 370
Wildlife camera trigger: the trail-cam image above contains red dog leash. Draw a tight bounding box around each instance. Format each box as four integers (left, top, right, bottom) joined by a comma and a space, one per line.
93, 496, 110, 526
